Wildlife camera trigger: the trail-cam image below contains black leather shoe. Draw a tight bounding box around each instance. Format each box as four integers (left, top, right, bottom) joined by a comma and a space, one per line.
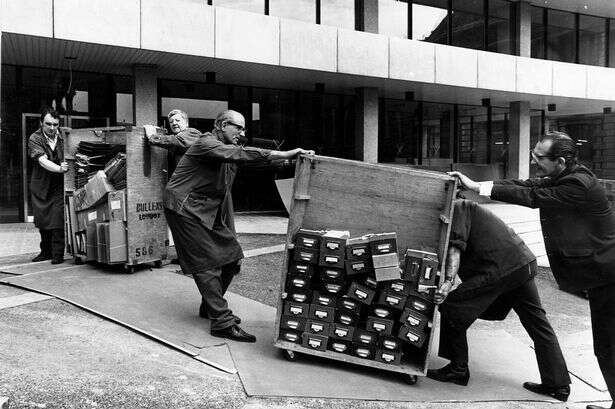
586, 405, 613, 409
32, 253, 52, 262
199, 305, 241, 324
211, 325, 256, 343
51, 257, 64, 265
522, 382, 570, 402
426, 363, 470, 386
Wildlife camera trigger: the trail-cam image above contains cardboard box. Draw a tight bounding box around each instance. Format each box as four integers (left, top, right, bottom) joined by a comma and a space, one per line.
346, 236, 371, 261
73, 170, 115, 212
319, 267, 345, 281
368, 232, 397, 255
366, 316, 394, 335
372, 253, 399, 269
76, 208, 99, 232
287, 290, 311, 304
286, 275, 311, 291
346, 282, 376, 305
375, 266, 401, 282
280, 315, 307, 332
353, 329, 378, 346
320, 278, 345, 295
330, 323, 355, 341
306, 320, 331, 336
377, 291, 407, 311
335, 310, 360, 326
375, 349, 402, 365
96, 190, 126, 223
344, 260, 373, 276
293, 248, 319, 264
279, 329, 302, 344
312, 291, 337, 307
85, 222, 98, 261
318, 252, 344, 269
106, 220, 127, 263
398, 325, 427, 348
96, 222, 107, 263
406, 290, 435, 316
288, 261, 316, 278
319, 235, 346, 256
302, 332, 328, 352
328, 339, 352, 354
400, 308, 429, 331
379, 335, 402, 352
283, 301, 310, 318
308, 304, 335, 323
294, 228, 325, 249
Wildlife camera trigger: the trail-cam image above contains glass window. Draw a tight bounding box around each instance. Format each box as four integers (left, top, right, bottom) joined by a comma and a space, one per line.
378, 0, 408, 39
116, 93, 133, 125
422, 102, 454, 166
547, 9, 577, 63
457, 105, 488, 164
412, 0, 448, 44
269, 0, 316, 23
214, 0, 264, 14
609, 19, 615, 68
531, 6, 546, 59
379, 100, 420, 164
321, 0, 354, 30
451, 0, 484, 50
579, 15, 606, 66
490, 107, 509, 168
487, 0, 512, 54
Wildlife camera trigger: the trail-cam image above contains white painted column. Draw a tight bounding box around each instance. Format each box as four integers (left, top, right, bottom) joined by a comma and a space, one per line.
355, 87, 379, 163
133, 64, 158, 126
515, 1, 532, 58
509, 101, 531, 179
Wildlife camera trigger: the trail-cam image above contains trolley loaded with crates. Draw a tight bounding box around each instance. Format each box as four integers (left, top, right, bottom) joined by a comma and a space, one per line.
273, 155, 457, 384
63, 126, 169, 272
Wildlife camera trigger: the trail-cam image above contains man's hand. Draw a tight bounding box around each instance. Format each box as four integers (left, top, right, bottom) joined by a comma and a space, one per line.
434, 280, 453, 305
295, 148, 315, 157
143, 124, 158, 139
447, 171, 480, 193
59, 161, 69, 173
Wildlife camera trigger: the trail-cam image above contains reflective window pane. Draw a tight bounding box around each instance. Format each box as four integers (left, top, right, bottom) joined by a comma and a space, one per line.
269, 0, 316, 23
547, 9, 576, 63
379, 100, 420, 164
378, 0, 408, 39
116, 93, 133, 124
531, 6, 546, 59
321, 0, 354, 30
214, 0, 264, 14
457, 105, 488, 164
412, 1, 448, 44
487, 0, 512, 54
451, 0, 485, 50
609, 19, 615, 68
579, 15, 606, 66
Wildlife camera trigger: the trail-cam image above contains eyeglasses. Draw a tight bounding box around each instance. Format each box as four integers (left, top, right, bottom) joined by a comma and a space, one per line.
226, 121, 246, 134
44, 122, 60, 127
530, 149, 551, 160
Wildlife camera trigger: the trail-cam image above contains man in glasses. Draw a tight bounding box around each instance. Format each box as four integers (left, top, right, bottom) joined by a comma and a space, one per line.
28, 107, 69, 264
450, 131, 615, 409
164, 109, 314, 342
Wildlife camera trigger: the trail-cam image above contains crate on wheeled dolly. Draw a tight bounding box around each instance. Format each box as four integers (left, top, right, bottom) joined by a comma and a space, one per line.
63, 126, 169, 272
273, 155, 457, 385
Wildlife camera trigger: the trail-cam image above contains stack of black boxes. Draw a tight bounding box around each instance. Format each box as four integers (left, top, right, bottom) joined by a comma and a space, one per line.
279, 228, 440, 366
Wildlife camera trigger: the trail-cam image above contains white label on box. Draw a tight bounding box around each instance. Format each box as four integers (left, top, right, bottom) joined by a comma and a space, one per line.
352, 262, 365, 270
110, 200, 121, 210
355, 290, 368, 299
326, 242, 340, 250
384, 340, 397, 349
340, 315, 352, 325
373, 323, 386, 331
290, 306, 303, 315
386, 296, 400, 305
293, 278, 306, 287
352, 248, 365, 256
325, 256, 338, 263
287, 320, 299, 329
285, 333, 298, 342
377, 243, 391, 251
424, 267, 433, 279
293, 294, 307, 302
356, 348, 369, 358
413, 301, 427, 311
311, 324, 324, 332
406, 333, 419, 342
335, 328, 348, 337
318, 296, 331, 304
315, 310, 328, 319
391, 283, 404, 292
374, 308, 389, 318
88, 211, 97, 221
359, 335, 372, 343
309, 339, 322, 348
408, 317, 420, 326
382, 353, 395, 362
333, 343, 347, 352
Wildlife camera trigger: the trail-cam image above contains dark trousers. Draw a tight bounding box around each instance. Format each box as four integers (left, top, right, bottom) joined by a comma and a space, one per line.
192, 262, 240, 331
39, 229, 64, 258
588, 283, 615, 408
440, 275, 571, 386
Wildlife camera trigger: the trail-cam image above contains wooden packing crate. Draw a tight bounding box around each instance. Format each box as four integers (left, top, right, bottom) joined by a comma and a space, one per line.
64, 126, 168, 270
273, 155, 457, 381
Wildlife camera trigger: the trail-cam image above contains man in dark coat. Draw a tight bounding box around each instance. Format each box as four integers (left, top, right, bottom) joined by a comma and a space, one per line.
28, 107, 68, 264
450, 131, 615, 409
164, 109, 313, 342
427, 199, 570, 400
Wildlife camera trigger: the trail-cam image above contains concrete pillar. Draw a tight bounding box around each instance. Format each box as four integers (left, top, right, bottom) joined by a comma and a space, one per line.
509, 101, 531, 179
356, 0, 378, 34
133, 64, 158, 126
354, 87, 379, 163
514, 1, 532, 58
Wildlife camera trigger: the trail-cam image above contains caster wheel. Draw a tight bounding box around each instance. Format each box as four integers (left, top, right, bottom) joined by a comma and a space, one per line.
124, 265, 135, 274
153, 260, 162, 268
404, 375, 418, 385
283, 349, 297, 362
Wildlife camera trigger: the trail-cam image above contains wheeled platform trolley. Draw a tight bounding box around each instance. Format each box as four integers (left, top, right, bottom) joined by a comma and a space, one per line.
273, 155, 457, 384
